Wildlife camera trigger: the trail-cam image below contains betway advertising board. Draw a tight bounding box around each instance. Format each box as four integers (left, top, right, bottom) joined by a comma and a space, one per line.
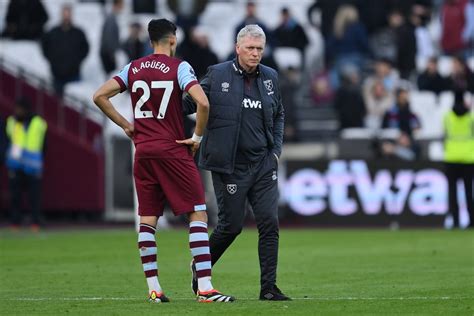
278, 160, 465, 227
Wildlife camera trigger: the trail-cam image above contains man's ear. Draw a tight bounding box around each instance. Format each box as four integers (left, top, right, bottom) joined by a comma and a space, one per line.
169, 35, 177, 47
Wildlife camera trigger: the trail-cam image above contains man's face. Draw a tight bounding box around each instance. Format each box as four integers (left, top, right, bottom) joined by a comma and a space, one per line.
375, 61, 390, 77
397, 90, 409, 106
247, 3, 256, 16
236, 35, 265, 70
62, 7, 72, 25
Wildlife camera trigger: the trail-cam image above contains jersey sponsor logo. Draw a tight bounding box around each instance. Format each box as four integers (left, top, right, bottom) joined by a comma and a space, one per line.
132, 60, 170, 74
263, 79, 274, 95
226, 184, 237, 195
221, 82, 230, 92
242, 98, 261, 109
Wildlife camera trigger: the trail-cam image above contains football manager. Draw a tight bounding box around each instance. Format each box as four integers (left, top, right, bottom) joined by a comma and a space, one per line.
185, 24, 289, 301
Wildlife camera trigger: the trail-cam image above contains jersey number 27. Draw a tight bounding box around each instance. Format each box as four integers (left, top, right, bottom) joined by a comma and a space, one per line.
133, 80, 173, 120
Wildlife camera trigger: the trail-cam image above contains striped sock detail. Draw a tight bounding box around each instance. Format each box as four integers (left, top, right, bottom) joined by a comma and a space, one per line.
138, 223, 161, 293
189, 221, 212, 280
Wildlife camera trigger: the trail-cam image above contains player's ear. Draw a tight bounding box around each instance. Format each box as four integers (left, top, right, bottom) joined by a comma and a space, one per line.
169, 35, 177, 47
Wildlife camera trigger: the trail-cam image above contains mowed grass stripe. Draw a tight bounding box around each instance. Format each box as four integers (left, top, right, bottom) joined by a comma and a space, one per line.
1, 229, 473, 315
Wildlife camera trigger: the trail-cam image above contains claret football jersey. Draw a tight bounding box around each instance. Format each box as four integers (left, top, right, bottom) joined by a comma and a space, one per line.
114, 53, 198, 158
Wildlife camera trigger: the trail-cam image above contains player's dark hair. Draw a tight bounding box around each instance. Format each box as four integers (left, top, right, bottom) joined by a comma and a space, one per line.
148, 19, 177, 43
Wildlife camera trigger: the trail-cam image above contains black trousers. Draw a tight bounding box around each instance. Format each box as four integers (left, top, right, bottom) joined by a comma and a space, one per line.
209, 151, 280, 290
445, 163, 474, 228
8, 170, 42, 225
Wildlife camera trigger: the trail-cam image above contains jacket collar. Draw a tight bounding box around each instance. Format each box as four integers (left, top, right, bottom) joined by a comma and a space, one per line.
232, 59, 260, 77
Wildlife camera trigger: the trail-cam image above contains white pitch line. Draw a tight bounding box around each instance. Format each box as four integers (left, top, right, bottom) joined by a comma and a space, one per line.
3, 296, 472, 302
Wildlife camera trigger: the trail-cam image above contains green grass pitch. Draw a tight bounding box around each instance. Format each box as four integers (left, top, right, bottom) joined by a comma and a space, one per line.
0, 228, 473, 315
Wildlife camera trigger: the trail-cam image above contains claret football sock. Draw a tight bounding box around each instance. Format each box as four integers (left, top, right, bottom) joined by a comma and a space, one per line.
189, 221, 213, 292
138, 223, 163, 294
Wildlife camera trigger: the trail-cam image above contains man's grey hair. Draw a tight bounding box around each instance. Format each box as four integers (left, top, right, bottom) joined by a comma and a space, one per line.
236, 24, 266, 44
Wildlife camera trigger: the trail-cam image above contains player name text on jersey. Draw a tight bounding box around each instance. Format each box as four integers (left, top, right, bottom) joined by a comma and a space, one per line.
132, 60, 170, 75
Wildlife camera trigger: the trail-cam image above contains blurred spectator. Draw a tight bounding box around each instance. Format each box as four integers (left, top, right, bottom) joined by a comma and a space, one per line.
441, 0, 468, 56
310, 70, 335, 106
382, 87, 421, 137
168, 0, 208, 31
412, 4, 435, 59
363, 58, 399, 100
447, 55, 474, 92
5, 98, 47, 230
307, 0, 364, 38
369, 9, 400, 62
99, 0, 123, 76
234, 1, 272, 47
41, 5, 89, 97
132, 0, 156, 14
122, 22, 146, 62
334, 66, 366, 129
443, 90, 474, 228
390, 0, 433, 16
177, 27, 218, 80
303, 20, 325, 75
273, 7, 309, 57
280, 67, 301, 142
325, 5, 369, 88
462, 0, 474, 56
394, 9, 417, 79
363, 79, 394, 130
377, 131, 419, 160
417, 57, 450, 94
2, 0, 48, 40
358, 0, 393, 35
306, 0, 426, 37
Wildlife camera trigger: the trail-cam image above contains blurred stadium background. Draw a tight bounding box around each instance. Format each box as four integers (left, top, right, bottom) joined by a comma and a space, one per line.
0, 0, 472, 228
0, 0, 473, 314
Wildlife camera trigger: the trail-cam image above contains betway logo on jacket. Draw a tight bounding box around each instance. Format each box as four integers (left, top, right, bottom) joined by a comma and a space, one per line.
242, 98, 261, 109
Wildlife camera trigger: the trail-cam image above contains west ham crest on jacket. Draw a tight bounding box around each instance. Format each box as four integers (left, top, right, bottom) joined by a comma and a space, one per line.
263, 79, 274, 95
226, 184, 237, 195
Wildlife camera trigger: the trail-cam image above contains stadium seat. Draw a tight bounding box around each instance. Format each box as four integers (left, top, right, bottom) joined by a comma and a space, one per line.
439, 91, 454, 111
437, 56, 453, 77
428, 140, 444, 161
274, 47, 303, 70
0, 40, 51, 81
416, 56, 428, 72
467, 56, 474, 71
199, 1, 244, 60
340, 128, 374, 139
409, 90, 447, 139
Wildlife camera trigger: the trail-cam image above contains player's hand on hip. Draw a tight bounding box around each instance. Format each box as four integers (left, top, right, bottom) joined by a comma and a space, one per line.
123, 123, 134, 139
176, 138, 200, 156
